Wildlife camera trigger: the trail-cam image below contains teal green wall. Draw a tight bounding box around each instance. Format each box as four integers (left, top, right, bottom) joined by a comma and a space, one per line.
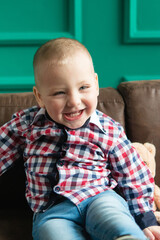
0, 0, 160, 92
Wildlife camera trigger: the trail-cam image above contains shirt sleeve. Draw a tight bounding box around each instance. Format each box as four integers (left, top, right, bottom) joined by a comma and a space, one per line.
108, 124, 158, 229
0, 114, 26, 175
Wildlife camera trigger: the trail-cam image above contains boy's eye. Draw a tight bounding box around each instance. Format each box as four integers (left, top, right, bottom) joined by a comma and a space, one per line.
80, 85, 88, 90
53, 91, 65, 96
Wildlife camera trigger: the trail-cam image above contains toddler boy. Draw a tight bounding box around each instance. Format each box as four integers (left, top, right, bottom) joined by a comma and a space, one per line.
0, 38, 160, 240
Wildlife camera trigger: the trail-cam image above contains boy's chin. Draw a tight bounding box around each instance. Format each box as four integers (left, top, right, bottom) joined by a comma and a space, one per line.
63, 119, 88, 130
64, 123, 84, 130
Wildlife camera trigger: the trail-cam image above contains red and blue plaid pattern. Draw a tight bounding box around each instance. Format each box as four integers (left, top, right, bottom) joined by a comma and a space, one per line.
0, 106, 154, 216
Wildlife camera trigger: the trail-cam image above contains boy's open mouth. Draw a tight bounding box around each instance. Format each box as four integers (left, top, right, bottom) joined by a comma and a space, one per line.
64, 110, 83, 121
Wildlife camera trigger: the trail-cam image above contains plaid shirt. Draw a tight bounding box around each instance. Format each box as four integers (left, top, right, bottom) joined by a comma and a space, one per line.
0, 106, 155, 226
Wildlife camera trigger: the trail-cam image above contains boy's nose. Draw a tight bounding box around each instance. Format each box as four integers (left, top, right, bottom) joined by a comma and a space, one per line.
67, 92, 81, 108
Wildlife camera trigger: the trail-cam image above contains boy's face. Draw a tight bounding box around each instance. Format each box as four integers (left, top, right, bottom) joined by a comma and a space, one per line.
34, 51, 99, 129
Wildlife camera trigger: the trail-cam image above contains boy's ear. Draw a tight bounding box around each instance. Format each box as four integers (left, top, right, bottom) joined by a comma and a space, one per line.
33, 86, 45, 108
95, 73, 99, 96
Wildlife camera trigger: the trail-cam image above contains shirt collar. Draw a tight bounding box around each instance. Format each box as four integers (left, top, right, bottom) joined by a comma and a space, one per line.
31, 108, 105, 133
89, 111, 105, 133
31, 108, 51, 125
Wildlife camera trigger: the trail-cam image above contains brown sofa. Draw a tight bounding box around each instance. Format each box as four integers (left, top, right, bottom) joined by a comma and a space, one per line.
0, 80, 160, 240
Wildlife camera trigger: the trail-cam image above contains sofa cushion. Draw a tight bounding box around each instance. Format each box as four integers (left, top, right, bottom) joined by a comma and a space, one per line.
0, 92, 37, 126
97, 87, 125, 128
118, 80, 160, 186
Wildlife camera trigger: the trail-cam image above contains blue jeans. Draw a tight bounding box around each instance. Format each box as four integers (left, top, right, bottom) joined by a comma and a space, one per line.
32, 190, 147, 240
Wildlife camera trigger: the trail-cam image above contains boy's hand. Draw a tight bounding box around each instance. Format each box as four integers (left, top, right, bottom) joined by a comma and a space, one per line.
143, 226, 160, 240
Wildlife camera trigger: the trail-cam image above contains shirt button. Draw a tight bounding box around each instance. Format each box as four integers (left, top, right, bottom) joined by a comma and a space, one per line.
63, 144, 69, 150
54, 186, 60, 192
57, 160, 64, 166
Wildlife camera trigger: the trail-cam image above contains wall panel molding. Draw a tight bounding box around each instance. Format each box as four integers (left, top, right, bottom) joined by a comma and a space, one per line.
124, 0, 160, 43
0, 0, 82, 45
0, 76, 34, 93
122, 75, 160, 82
0, 0, 82, 93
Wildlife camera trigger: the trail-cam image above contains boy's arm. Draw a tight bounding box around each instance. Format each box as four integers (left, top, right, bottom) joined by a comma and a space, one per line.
0, 116, 26, 175
108, 124, 158, 230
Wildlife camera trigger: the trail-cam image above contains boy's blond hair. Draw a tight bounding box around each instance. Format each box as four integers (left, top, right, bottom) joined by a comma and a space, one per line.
33, 38, 93, 87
